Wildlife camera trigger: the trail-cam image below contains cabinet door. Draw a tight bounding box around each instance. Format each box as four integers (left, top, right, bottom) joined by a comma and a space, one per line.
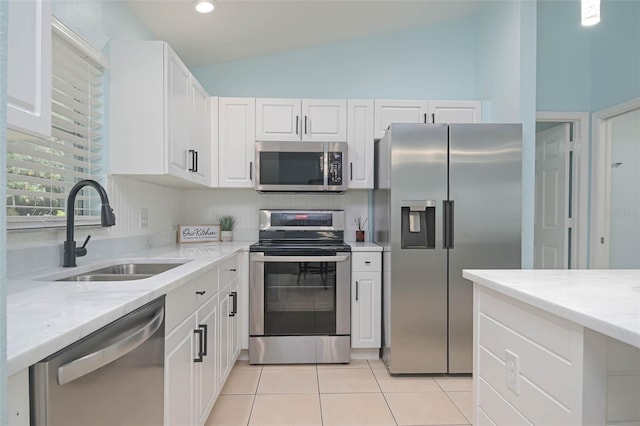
302, 99, 347, 142
210, 97, 219, 187
256, 98, 301, 141
217, 289, 231, 389
351, 272, 381, 348
347, 100, 374, 189
7, 0, 51, 138
428, 101, 482, 124
165, 313, 198, 426
190, 80, 211, 186
219, 97, 256, 188
8, 370, 30, 426
230, 279, 241, 361
196, 296, 218, 425
166, 47, 192, 180
373, 100, 429, 139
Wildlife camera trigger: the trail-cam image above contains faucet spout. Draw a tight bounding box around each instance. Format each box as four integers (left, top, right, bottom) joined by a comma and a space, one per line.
63, 180, 116, 267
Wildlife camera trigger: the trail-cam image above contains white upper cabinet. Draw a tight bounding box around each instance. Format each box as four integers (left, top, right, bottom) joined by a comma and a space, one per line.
218, 97, 256, 188
347, 100, 374, 189
190, 80, 212, 186
110, 41, 212, 187
255, 98, 299, 141
256, 98, 347, 142
428, 100, 482, 124
302, 99, 347, 141
374, 100, 428, 139
166, 48, 193, 182
374, 99, 482, 139
7, 0, 52, 139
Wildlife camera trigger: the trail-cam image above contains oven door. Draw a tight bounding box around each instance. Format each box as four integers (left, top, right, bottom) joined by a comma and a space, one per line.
249, 252, 351, 337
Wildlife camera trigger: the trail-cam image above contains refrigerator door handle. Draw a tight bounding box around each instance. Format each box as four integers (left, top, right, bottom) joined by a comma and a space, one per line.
443, 200, 454, 249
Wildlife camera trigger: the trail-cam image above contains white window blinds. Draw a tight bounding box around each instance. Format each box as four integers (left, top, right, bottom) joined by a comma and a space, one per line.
7, 20, 106, 227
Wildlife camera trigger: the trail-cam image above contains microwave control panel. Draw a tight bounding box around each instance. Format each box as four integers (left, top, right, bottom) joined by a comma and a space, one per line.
328, 152, 343, 186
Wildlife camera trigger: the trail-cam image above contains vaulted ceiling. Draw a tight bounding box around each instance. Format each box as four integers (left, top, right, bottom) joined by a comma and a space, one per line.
126, 0, 482, 67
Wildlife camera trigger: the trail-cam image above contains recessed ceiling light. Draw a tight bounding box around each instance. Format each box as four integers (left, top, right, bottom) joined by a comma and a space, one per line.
194, 0, 215, 14
581, 0, 600, 26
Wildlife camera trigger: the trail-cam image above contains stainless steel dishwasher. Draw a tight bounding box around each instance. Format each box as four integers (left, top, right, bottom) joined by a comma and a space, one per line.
31, 296, 165, 426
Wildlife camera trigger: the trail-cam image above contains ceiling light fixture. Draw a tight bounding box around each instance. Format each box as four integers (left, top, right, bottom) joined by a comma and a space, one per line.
581, 0, 600, 26
194, 0, 215, 14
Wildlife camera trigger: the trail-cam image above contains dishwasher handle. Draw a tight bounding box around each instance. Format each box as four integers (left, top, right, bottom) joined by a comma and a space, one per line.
57, 307, 164, 386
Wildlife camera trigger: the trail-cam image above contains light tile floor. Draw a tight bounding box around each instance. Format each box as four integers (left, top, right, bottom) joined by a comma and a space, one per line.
205, 359, 472, 426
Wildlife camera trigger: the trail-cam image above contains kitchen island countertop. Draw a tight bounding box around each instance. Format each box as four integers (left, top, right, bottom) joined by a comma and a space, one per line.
462, 269, 640, 348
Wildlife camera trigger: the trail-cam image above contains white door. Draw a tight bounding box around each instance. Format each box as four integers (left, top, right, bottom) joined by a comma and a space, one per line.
256, 98, 300, 141
351, 272, 381, 348
7, 0, 51, 138
534, 123, 570, 269
218, 97, 256, 188
347, 100, 374, 189
217, 290, 231, 389
302, 99, 347, 142
373, 100, 429, 139
166, 49, 192, 180
190, 80, 211, 186
607, 108, 640, 268
165, 314, 197, 426
196, 297, 218, 425
429, 101, 481, 124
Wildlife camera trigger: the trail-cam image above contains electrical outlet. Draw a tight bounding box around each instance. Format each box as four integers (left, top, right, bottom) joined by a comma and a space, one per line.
140, 208, 149, 229
505, 349, 520, 395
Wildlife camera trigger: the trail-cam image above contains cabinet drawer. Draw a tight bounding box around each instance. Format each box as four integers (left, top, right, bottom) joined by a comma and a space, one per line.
351, 252, 381, 272
219, 254, 240, 289
166, 267, 218, 333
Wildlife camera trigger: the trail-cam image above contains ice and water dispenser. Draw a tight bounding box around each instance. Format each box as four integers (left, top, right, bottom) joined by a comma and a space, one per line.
400, 200, 436, 249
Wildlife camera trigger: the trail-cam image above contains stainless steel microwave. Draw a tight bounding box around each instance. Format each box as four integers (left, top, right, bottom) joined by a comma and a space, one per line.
254, 141, 348, 193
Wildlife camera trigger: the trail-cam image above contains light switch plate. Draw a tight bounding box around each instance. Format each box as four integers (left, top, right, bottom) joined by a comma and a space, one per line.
505, 349, 520, 395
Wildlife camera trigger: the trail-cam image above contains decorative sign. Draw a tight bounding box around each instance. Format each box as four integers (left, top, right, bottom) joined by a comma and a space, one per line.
177, 224, 220, 243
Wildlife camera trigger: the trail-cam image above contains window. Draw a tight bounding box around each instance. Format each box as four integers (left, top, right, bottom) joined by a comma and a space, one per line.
7, 19, 107, 228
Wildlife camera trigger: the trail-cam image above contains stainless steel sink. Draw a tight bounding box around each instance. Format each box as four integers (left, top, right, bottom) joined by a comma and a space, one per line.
56, 262, 186, 282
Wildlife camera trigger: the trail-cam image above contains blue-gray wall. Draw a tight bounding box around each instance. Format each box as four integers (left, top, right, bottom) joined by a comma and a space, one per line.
194, 16, 478, 100
537, 0, 640, 112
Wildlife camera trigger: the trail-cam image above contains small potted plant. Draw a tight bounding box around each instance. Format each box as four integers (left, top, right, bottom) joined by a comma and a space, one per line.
354, 216, 368, 242
218, 215, 237, 242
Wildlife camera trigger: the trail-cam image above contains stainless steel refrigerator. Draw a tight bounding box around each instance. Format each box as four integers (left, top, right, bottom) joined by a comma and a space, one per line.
373, 123, 522, 374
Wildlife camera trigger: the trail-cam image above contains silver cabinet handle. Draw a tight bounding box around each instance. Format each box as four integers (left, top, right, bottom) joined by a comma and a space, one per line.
296, 116, 299, 135
252, 253, 350, 263
57, 307, 164, 385
355, 281, 359, 301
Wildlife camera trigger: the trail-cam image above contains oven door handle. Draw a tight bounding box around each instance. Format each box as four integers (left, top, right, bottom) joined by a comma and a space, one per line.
252, 254, 350, 263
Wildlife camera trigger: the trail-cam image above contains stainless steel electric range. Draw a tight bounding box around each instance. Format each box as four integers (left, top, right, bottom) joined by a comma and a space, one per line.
249, 210, 351, 364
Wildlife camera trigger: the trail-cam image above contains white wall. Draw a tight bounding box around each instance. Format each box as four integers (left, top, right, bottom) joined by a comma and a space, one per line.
182, 189, 370, 242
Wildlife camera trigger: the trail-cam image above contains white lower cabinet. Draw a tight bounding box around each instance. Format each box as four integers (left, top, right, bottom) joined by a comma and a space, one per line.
164, 258, 241, 426
351, 252, 382, 348
196, 296, 219, 425
7, 369, 30, 426
165, 311, 198, 426
217, 278, 241, 389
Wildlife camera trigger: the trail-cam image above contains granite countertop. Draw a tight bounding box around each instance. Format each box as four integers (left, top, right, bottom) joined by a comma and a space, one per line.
7, 241, 250, 376
463, 269, 640, 349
